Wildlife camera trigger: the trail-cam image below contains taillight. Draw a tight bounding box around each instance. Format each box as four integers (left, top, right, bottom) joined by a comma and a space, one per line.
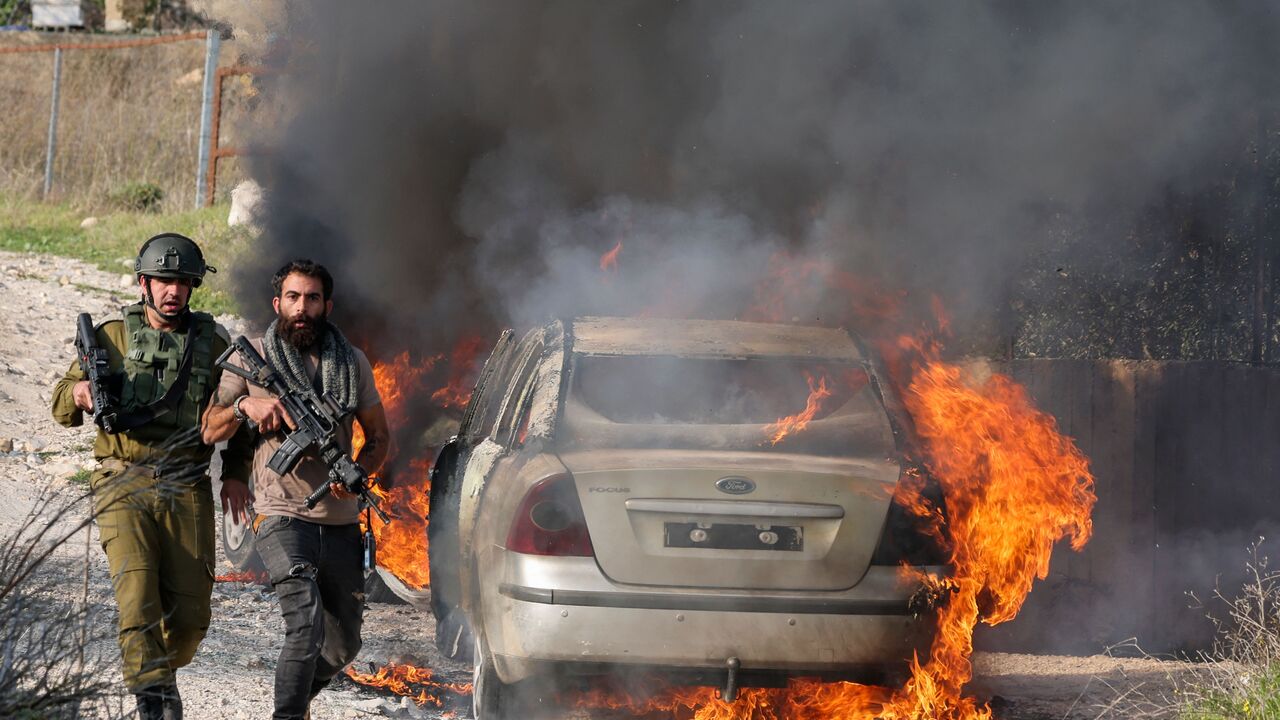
871, 469, 950, 566
505, 474, 594, 557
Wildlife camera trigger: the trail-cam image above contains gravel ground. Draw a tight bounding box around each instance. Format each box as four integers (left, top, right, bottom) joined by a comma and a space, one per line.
0, 249, 1186, 719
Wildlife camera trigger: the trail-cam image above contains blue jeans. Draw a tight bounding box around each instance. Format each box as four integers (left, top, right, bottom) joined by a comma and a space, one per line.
255, 515, 364, 720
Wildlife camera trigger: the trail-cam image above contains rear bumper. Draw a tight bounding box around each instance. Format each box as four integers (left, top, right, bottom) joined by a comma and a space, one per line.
498, 582, 913, 615
477, 553, 942, 684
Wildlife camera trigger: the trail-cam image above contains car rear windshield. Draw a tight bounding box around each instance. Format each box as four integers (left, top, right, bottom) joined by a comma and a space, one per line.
560, 355, 897, 456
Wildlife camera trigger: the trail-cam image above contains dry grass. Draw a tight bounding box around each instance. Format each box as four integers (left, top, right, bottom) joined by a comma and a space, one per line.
0, 31, 253, 211
0, 485, 126, 719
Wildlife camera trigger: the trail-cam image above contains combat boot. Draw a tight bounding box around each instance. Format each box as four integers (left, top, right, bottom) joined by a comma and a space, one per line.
133, 687, 165, 720
161, 682, 183, 720
134, 682, 181, 720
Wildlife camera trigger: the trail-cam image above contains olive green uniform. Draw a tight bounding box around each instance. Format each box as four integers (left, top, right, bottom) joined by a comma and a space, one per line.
51, 305, 231, 692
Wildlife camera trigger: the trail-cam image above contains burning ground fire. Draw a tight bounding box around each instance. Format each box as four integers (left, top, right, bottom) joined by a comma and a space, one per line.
214, 570, 266, 583
345, 662, 473, 709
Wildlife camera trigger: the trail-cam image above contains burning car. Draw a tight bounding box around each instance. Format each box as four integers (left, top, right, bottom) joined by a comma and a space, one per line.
428, 316, 949, 718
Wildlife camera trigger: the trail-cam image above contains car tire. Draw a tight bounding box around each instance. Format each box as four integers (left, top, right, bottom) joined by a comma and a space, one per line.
471, 636, 563, 719
363, 567, 406, 604
434, 606, 474, 662
221, 508, 265, 576
428, 444, 464, 635
476, 635, 550, 712
472, 636, 521, 720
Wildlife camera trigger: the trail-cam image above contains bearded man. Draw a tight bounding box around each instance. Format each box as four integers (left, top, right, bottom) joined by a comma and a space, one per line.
203, 258, 390, 720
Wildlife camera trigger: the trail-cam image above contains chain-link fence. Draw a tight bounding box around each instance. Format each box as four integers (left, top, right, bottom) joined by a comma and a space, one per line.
0, 30, 252, 210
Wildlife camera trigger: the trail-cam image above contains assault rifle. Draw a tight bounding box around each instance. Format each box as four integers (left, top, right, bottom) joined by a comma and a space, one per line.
216, 337, 391, 524
75, 313, 121, 433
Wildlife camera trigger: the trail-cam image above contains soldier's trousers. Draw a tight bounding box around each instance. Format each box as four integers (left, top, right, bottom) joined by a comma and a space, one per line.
92, 460, 216, 692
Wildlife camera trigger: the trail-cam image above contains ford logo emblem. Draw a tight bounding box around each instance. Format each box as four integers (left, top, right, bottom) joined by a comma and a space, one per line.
715, 476, 756, 495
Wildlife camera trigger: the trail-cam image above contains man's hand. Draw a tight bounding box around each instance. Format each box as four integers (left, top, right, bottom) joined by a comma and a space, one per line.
329, 481, 353, 500
240, 397, 297, 433
72, 380, 94, 411
221, 479, 255, 525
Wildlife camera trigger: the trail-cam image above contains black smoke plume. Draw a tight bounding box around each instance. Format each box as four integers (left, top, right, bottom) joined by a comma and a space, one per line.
234, 0, 1280, 353
224, 0, 1280, 654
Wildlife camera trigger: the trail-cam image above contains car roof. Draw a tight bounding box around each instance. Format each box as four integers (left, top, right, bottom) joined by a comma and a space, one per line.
569, 316, 864, 362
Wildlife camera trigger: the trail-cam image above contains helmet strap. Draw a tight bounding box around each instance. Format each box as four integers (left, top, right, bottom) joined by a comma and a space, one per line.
142, 277, 189, 322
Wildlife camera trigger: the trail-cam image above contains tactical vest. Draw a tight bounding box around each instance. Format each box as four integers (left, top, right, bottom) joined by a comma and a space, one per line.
119, 304, 216, 431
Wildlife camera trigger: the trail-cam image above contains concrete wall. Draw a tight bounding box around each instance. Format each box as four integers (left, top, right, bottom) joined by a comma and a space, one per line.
971, 360, 1280, 654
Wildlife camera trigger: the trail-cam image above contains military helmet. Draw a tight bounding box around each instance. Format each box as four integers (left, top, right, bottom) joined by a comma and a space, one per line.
134, 233, 216, 287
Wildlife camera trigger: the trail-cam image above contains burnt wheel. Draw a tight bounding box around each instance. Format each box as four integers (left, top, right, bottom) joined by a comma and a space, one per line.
364, 567, 406, 604
434, 606, 473, 662
471, 636, 559, 719
472, 636, 519, 720
429, 441, 466, 652
221, 507, 265, 576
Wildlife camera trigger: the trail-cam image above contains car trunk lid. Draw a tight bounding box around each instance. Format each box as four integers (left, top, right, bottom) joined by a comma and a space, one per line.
561, 450, 900, 591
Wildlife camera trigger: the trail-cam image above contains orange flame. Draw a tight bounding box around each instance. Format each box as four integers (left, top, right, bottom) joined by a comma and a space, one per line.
214, 570, 266, 584
429, 336, 486, 410
352, 350, 439, 458
348, 353, 435, 587
568, 677, 896, 719
349, 338, 486, 589
600, 239, 623, 272
371, 351, 440, 419
369, 458, 433, 588
344, 663, 472, 707
763, 372, 832, 444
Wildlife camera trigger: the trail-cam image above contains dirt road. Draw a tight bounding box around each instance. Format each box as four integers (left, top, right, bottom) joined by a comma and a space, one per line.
0, 250, 1179, 719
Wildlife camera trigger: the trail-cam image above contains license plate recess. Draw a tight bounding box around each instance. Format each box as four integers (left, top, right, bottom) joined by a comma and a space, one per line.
664, 522, 803, 551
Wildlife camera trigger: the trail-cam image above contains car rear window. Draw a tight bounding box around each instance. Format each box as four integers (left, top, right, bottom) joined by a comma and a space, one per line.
561, 355, 896, 456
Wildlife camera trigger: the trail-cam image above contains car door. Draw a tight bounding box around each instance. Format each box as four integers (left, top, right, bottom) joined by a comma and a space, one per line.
428, 329, 515, 624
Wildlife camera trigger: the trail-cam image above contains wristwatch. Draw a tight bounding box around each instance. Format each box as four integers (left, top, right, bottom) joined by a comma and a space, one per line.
232, 395, 249, 422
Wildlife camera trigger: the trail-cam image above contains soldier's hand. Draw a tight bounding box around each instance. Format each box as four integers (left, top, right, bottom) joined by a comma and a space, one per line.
72, 380, 94, 411
329, 481, 353, 500
241, 397, 297, 433
221, 479, 255, 525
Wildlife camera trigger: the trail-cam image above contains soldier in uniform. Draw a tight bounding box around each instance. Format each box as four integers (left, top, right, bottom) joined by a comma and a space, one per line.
51, 233, 250, 720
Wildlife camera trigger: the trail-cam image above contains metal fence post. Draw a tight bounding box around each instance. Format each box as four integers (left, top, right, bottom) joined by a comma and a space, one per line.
42, 47, 63, 199
195, 28, 221, 208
